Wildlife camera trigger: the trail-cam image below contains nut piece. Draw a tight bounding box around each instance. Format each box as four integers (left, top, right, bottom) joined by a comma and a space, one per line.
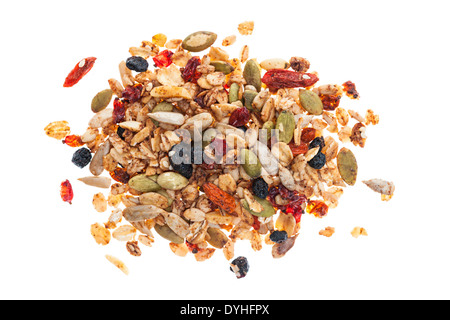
238, 21, 255, 35
351, 227, 368, 238
319, 227, 335, 237
289, 57, 310, 72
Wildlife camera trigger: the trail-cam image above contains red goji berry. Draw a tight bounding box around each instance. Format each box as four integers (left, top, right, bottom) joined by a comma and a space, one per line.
289, 142, 309, 156
60, 179, 74, 204
63, 57, 96, 87
261, 69, 319, 89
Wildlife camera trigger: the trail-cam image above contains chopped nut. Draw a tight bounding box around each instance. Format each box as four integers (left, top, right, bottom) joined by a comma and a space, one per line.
319, 226, 335, 237
351, 227, 368, 238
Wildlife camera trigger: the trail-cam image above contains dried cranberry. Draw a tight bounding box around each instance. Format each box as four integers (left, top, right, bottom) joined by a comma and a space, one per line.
112, 98, 125, 124
182, 56, 201, 83
229, 107, 250, 127
268, 185, 306, 221
122, 84, 142, 103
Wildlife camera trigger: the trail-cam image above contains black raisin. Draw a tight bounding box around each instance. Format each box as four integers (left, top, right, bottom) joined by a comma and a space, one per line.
71, 147, 92, 168
252, 177, 269, 199
117, 126, 126, 140
125, 56, 149, 72
309, 136, 325, 152
269, 230, 288, 243
230, 256, 249, 279
307, 152, 326, 169
169, 143, 193, 179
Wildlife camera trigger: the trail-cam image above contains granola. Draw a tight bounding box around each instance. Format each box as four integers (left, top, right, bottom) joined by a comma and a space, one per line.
47, 21, 394, 277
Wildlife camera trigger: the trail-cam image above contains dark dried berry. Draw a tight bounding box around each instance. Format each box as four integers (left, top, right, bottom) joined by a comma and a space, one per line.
230, 256, 249, 279
117, 126, 126, 140
269, 230, 288, 243
229, 107, 250, 127
307, 152, 326, 169
309, 136, 325, 152
169, 143, 193, 179
252, 177, 269, 199
71, 147, 92, 168
126, 56, 149, 72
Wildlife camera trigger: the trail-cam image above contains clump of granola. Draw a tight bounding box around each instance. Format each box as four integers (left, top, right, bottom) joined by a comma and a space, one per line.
46, 21, 393, 276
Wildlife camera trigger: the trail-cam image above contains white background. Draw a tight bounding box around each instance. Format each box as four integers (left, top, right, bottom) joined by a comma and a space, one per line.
1, 0, 449, 300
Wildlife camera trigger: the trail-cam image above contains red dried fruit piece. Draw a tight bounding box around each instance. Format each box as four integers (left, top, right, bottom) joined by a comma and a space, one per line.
153, 50, 173, 68
268, 185, 306, 222
112, 98, 126, 124
229, 107, 250, 127
63, 57, 96, 87
62, 135, 85, 147
320, 94, 341, 111
342, 81, 360, 99
300, 128, 316, 143
202, 182, 236, 214
261, 69, 319, 89
210, 137, 227, 158
122, 84, 142, 103
110, 167, 130, 184
60, 179, 74, 204
181, 56, 202, 83
252, 216, 261, 231
306, 200, 329, 218
289, 142, 309, 156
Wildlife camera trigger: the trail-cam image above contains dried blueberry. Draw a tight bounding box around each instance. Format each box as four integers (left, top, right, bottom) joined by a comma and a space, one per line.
117, 126, 126, 140
307, 152, 326, 169
169, 143, 193, 179
309, 136, 325, 152
269, 230, 288, 243
230, 256, 249, 279
72, 147, 92, 168
252, 177, 269, 199
125, 56, 149, 72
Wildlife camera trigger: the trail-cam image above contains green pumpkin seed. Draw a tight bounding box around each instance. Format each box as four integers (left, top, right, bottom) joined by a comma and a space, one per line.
276, 111, 295, 143
243, 59, 262, 92
240, 149, 261, 178
206, 228, 229, 249
337, 147, 358, 185
91, 89, 113, 113
157, 172, 189, 190
261, 121, 274, 143
299, 90, 323, 115
228, 83, 240, 103
154, 224, 184, 244
210, 61, 235, 75
182, 31, 217, 52
156, 189, 173, 209
241, 197, 276, 218
243, 90, 258, 110
128, 174, 161, 192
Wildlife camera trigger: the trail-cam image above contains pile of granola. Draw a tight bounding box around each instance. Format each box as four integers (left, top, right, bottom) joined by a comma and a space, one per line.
46, 21, 394, 277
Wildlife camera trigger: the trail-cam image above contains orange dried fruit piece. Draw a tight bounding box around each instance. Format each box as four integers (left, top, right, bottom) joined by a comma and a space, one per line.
202, 182, 236, 214
152, 33, 167, 47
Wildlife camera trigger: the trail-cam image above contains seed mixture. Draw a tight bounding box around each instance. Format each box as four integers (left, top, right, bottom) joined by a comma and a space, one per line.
45, 22, 395, 277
